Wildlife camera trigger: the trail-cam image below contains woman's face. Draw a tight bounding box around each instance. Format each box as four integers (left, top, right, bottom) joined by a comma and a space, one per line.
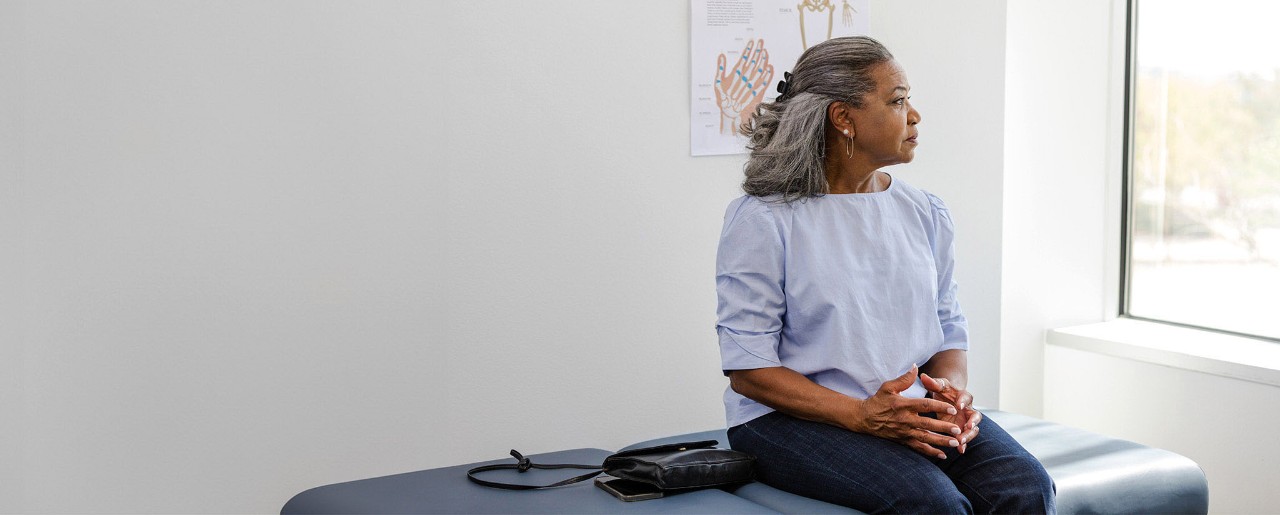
850, 60, 921, 166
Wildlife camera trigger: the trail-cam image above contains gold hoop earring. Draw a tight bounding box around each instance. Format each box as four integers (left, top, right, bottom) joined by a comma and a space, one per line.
845, 134, 853, 158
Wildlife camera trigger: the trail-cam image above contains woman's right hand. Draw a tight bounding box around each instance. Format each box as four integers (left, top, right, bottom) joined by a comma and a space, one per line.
848, 365, 963, 460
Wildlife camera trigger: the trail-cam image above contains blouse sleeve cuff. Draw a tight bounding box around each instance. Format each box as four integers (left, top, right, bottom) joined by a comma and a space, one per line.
938, 324, 969, 352
718, 327, 782, 372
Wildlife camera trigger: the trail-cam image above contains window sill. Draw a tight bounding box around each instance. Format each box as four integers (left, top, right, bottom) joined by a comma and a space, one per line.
1046, 318, 1280, 388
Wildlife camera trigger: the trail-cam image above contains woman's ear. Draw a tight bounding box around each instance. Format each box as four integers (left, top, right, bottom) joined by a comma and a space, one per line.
827, 101, 855, 138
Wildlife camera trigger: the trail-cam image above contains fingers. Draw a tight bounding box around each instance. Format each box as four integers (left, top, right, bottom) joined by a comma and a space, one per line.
864, 398, 960, 437
742, 63, 774, 113
863, 367, 973, 460
738, 38, 754, 68
731, 44, 773, 119
920, 374, 977, 414
715, 53, 727, 85
902, 438, 948, 460
737, 48, 761, 98
919, 372, 948, 393
756, 40, 770, 73
734, 62, 767, 106
913, 427, 962, 450
949, 403, 979, 430
899, 426, 960, 460
745, 42, 764, 83
964, 408, 982, 432
756, 43, 775, 102
958, 414, 981, 452
878, 365, 919, 395
916, 416, 963, 439
728, 39, 754, 96
903, 396, 957, 417
713, 54, 729, 106
746, 54, 773, 102
959, 423, 979, 448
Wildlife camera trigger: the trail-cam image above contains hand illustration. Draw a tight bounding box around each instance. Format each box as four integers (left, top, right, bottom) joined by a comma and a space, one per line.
714, 38, 775, 136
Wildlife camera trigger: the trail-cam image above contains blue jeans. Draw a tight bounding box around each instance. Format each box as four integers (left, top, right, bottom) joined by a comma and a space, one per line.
728, 411, 1056, 514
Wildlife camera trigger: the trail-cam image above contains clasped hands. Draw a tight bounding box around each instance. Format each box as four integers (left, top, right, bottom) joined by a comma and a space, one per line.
850, 365, 982, 460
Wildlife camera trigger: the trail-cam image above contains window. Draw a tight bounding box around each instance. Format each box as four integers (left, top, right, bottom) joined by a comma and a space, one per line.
1124, 0, 1280, 341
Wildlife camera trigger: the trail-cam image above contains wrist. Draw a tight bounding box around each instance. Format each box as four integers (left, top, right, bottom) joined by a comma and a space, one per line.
842, 397, 871, 433
720, 113, 740, 134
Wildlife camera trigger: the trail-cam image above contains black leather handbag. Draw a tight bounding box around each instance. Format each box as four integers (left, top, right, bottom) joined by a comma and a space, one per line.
466, 440, 755, 491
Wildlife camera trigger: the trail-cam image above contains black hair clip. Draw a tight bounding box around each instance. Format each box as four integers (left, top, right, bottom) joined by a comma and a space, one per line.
776, 71, 794, 98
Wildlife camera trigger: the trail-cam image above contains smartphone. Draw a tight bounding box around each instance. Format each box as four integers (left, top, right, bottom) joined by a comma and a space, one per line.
595, 477, 664, 502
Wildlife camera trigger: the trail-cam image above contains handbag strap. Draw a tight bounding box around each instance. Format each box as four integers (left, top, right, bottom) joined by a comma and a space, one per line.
466, 449, 603, 490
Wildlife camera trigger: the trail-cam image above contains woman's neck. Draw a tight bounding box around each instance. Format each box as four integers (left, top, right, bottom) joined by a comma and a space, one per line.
823, 129, 887, 194
825, 166, 886, 194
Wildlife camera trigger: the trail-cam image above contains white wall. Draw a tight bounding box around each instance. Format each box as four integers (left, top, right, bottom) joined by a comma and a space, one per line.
1001, 0, 1121, 417
0, 1, 1009, 513
0, 0, 27, 508
1005, 0, 1280, 512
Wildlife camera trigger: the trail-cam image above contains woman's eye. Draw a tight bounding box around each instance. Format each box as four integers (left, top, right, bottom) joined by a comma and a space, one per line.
893, 98, 906, 105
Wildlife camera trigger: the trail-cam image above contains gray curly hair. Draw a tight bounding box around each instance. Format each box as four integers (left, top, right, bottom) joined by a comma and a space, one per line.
741, 36, 894, 202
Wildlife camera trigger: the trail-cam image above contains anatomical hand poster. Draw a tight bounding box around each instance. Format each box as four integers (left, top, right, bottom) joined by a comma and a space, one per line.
691, 0, 869, 156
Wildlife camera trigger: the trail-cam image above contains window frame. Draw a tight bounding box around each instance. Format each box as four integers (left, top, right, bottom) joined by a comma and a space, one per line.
1118, 0, 1280, 344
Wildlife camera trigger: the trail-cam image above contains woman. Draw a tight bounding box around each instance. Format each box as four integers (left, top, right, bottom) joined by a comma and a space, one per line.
716, 36, 1055, 514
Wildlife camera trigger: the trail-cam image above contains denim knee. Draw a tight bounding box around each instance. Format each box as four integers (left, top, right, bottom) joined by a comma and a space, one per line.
978, 454, 1056, 514
1000, 463, 1056, 514
887, 485, 973, 515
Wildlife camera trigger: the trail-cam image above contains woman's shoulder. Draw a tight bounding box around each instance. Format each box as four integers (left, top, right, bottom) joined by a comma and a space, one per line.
721, 195, 794, 238
891, 178, 952, 215
887, 179, 955, 231
918, 190, 953, 223
724, 194, 788, 218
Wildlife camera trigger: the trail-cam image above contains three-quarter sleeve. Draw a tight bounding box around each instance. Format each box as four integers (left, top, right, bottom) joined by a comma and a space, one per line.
926, 193, 969, 352
716, 197, 786, 372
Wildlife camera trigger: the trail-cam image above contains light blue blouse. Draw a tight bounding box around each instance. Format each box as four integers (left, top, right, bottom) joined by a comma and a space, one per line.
716, 177, 969, 427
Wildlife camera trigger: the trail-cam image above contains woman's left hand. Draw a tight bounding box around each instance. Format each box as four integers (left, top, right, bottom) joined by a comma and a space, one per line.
920, 373, 981, 453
